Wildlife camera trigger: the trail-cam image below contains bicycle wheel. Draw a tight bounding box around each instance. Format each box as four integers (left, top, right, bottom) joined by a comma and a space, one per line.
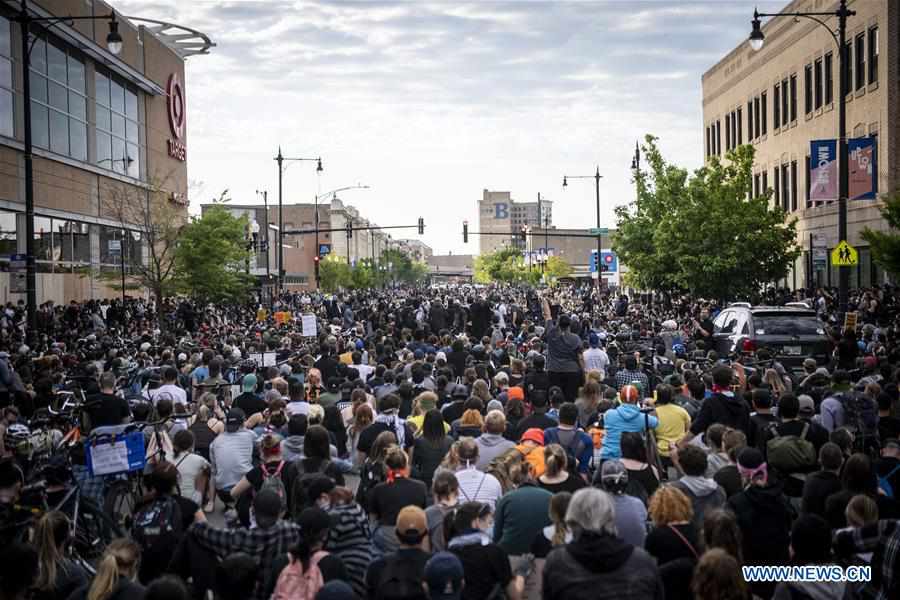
104, 480, 137, 531
73, 497, 123, 565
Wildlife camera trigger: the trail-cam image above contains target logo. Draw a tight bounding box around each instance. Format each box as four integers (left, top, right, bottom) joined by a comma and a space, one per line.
167, 74, 185, 140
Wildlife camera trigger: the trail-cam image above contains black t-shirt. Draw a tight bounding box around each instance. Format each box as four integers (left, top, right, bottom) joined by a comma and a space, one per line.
538, 473, 586, 495
447, 351, 468, 379
234, 392, 266, 417
357, 421, 415, 455
645, 523, 700, 565
450, 542, 512, 600
368, 478, 428, 525
801, 470, 841, 518
748, 413, 778, 452
514, 413, 558, 440
314, 356, 340, 382
365, 548, 431, 599
136, 495, 198, 584
879, 416, 900, 443
87, 392, 130, 430
690, 393, 749, 436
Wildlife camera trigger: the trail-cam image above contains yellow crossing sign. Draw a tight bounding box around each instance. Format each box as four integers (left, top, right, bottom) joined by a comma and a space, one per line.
831, 240, 858, 267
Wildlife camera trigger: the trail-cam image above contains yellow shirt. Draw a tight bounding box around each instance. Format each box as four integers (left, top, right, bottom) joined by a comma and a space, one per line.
654, 403, 691, 457
408, 414, 451, 435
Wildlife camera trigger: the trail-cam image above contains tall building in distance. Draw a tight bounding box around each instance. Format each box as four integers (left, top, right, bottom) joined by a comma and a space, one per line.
477, 189, 552, 255
702, 0, 898, 289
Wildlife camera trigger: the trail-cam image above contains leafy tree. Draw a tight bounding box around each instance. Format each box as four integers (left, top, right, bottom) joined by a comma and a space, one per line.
174, 205, 254, 303
613, 136, 800, 300
350, 260, 376, 290
376, 248, 429, 286
545, 255, 573, 285
861, 190, 900, 278
474, 246, 541, 284
319, 254, 352, 292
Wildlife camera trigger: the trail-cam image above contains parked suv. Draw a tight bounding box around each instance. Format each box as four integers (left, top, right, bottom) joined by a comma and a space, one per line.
711, 303, 832, 370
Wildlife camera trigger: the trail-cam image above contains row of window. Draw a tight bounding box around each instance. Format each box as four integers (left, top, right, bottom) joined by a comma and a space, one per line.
0, 15, 145, 179
705, 25, 879, 159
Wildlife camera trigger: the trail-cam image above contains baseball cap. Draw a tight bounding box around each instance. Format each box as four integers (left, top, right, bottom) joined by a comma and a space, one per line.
589, 333, 600, 348
395, 505, 427, 544
495, 372, 509, 383
225, 407, 246, 432
425, 552, 465, 600
413, 349, 425, 361
507, 386, 524, 401
241, 374, 258, 393
797, 394, 815, 417
802, 358, 818, 371
435, 351, 447, 363
519, 427, 544, 446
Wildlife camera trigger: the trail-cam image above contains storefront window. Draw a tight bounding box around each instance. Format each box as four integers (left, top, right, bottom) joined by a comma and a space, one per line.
0, 16, 13, 138
99, 225, 142, 269
55, 219, 90, 264
0, 211, 15, 257
29, 36, 87, 161
95, 70, 141, 178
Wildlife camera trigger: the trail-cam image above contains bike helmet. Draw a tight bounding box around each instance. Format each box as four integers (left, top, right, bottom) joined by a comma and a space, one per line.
672, 343, 686, 357
4, 424, 31, 455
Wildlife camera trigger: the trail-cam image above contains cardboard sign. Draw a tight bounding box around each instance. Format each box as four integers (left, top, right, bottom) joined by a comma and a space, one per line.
301, 314, 317, 337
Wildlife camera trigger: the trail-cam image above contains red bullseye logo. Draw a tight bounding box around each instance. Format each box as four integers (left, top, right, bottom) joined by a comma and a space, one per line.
167, 74, 185, 140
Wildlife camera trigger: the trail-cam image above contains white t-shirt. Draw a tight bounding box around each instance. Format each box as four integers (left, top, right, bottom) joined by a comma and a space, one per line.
174, 451, 209, 504
354, 364, 375, 382
583, 348, 610, 377
455, 467, 503, 509
149, 384, 187, 407
286, 401, 310, 417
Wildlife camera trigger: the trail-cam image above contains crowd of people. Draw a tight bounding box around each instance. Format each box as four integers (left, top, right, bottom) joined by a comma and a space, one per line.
0, 282, 899, 600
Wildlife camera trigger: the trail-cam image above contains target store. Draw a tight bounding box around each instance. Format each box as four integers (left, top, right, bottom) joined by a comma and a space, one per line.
0, 0, 212, 304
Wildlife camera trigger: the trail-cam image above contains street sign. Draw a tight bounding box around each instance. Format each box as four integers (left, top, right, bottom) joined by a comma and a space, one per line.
9, 254, 26, 270
812, 247, 828, 270
589, 228, 608, 235
108, 239, 121, 255
318, 244, 331, 256
831, 240, 858, 267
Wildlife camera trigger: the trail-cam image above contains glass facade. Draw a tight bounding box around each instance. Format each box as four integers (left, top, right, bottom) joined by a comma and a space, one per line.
95, 70, 141, 178
32, 215, 91, 272
0, 16, 12, 139
29, 36, 87, 161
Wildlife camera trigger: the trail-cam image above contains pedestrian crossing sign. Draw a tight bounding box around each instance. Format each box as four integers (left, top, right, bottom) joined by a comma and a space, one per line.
831, 240, 858, 267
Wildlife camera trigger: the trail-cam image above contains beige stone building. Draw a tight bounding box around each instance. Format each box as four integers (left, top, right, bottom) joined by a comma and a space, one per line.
0, 0, 211, 304
701, 0, 898, 289
477, 189, 552, 255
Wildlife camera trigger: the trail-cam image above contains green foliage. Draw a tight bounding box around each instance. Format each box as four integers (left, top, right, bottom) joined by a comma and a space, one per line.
377, 248, 429, 286
474, 246, 542, 285
319, 254, 352, 292
861, 190, 900, 278
613, 135, 800, 300
545, 255, 573, 285
174, 205, 254, 303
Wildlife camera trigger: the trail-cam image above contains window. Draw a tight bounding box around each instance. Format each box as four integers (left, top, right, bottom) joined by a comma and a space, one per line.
95, 70, 140, 178
753, 173, 760, 198
774, 167, 780, 207
824, 52, 833, 104
805, 156, 812, 208
747, 101, 753, 141
32, 216, 90, 271
725, 114, 731, 151
99, 225, 142, 268
706, 126, 711, 158
773, 84, 780, 128
716, 119, 721, 155
737, 108, 742, 144
28, 36, 87, 160
804, 64, 812, 114
782, 164, 790, 213
789, 74, 797, 122
790, 161, 798, 212
0, 17, 12, 138
843, 40, 852, 94
762, 171, 768, 194
754, 96, 760, 138
855, 33, 865, 90
0, 211, 15, 257
814, 58, 823, 108
868, 26, 878, 84
781, 77, 789, 125
761, 91, 767, 134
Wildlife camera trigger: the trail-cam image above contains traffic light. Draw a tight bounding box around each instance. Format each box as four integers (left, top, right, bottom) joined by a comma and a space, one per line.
418, 217, 424, 235
313, 254, 320, 281
463, 221, 468, 243
520, 226, 527, 242
346, 220, 353, 239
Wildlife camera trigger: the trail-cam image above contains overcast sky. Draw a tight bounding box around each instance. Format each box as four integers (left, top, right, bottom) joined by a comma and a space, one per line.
117, 0, 784, 255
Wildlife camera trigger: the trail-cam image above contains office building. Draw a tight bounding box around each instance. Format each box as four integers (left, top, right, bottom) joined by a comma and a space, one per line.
477, 189, 552, 254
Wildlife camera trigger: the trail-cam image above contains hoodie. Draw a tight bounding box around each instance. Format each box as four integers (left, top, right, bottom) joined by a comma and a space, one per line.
601, 404, 658, 459
567, 531, 633, 573
690, 391, 750, 436
671, 476, 726, 532
727, 481, 793, 568
281, 435, 305, 462
474, 433, 515, 471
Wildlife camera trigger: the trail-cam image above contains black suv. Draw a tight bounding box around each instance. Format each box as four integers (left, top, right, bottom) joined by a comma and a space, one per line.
711, 304, 832, 370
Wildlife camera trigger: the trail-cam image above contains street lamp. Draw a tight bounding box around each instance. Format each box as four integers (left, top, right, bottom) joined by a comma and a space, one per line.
255, 190, 271, 303
748, 0, 855, 315
18, 1, 124, 346
562, 167, 603, 287
275, 148, 322, 300
313, 184, 370, 287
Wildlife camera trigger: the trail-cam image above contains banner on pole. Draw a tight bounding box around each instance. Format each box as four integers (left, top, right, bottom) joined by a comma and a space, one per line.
809, 140, 837, 204
849, 137, 877, 200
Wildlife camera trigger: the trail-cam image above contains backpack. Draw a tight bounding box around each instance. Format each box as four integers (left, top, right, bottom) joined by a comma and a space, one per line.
555, 428, 589, 474
374, 554, 428, 600
836, 392, 879, 452
766, 423, 816, 473
877, 463, 900, 499
260, 461, 287, 505
131, 496, 182, 553
272, 550, 327, 600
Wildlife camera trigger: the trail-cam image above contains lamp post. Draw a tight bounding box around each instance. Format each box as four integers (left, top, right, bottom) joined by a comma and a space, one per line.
562, 167, 603, 286
274, 148, 322, 300
313, 184, 370, 287
748, 0, 855, 315
255, 190, 271, 304
16, 0, 124, 346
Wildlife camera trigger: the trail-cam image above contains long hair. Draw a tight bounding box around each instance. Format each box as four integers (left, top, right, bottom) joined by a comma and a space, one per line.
35, 511, 71, 591
88, 539, 140, 600
543, 444, 568, 479
422, 409, 446, 444
549, 492, 572, 546
350, 403, 374, 435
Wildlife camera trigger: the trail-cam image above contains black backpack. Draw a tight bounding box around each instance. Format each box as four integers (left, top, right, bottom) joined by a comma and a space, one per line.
375, 555, 427, 600
131, 496, 182, 554
836, 392, 879, 453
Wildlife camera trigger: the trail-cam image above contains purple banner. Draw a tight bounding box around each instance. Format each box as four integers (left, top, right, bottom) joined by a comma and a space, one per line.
849, 137, 877, 200
809, 139, 837, 203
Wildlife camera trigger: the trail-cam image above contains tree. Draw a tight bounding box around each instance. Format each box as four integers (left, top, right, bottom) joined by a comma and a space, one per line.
613, 135, 800, 300
474, 246, 541, 284
861, 190, 900, 278
96, 177, 187, 305
174, 205, 254, 303
319, 254, 352, 292
545, 255, 573, 285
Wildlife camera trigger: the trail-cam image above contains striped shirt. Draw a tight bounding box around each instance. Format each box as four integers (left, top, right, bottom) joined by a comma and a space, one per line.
326, 502, 373, 597
455, 467, 503, 509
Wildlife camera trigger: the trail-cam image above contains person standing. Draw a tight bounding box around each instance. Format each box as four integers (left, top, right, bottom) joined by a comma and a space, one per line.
541, 296, 583, 403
